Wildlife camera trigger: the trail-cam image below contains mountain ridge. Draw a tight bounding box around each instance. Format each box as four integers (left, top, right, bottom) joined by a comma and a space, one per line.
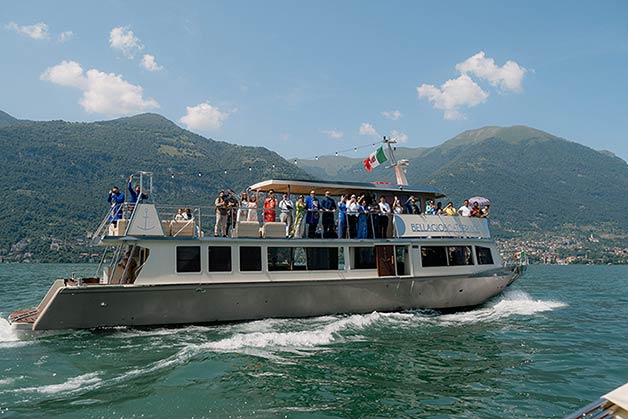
1, 113, 627, 261
295, 125, 628, 233
0, 110, 18, 127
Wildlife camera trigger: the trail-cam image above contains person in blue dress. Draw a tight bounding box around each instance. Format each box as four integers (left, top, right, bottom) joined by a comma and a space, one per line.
320, 191, 337, 238
357, 198, 369, 239
336, 194, 347, 239
304, 190, 320, 238
107, 186, 125, 225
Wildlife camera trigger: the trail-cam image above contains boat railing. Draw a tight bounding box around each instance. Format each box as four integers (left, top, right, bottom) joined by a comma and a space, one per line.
562, 397, 614, 419
98, 203, 491, 241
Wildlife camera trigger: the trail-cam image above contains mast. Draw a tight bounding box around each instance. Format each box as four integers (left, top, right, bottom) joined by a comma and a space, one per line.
383, 136, 409, 186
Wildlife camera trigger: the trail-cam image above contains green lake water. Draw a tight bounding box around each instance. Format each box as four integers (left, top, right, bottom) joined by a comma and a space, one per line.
1, 264, 627, 418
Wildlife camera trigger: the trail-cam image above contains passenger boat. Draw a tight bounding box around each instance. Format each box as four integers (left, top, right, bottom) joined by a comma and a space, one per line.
7, 145, 526, 333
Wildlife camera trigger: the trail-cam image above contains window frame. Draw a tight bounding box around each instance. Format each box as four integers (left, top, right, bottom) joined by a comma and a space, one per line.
208, 246, 232, 273
475, 246, 495, 265
352, 246, 377, 270
240, 246, 262, 272
176, 246, 201, 273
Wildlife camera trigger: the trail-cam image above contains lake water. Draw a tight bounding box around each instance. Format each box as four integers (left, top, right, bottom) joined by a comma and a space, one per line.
0, 264, 627, 418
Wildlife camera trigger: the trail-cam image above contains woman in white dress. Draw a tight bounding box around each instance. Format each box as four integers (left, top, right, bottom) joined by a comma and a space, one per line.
246, 191, 259, 222
237, 192, 249, 223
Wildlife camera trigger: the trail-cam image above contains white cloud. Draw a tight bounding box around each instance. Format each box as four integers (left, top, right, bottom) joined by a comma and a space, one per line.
381, 110, 402, 121
359, 122, 380, 138
5, 22, 49, 39
58, 31, 74, 43
321, 129, 344, 139
141, 54, 163, 72
456, 51, 526, 92
40, 60, 159, 116
417, 74, 488, 120
390, 129, 408, 143
179, 102, 232, 131
109, 26, 143, 58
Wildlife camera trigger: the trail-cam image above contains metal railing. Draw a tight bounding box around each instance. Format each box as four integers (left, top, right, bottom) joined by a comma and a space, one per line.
94, 202, 493, 241
563, 397, 615, 419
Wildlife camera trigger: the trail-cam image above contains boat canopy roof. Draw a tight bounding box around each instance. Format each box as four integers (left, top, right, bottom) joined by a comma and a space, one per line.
248, 179, 446, 198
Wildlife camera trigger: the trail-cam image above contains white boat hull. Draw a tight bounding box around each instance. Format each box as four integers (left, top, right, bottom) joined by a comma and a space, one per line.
14, 266, 521, 331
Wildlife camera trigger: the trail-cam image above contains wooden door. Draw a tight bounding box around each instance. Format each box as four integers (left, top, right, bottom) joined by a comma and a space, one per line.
376, 245, 395, 277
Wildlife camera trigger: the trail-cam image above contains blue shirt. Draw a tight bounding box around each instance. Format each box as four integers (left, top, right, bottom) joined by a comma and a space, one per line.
128, 182, 148, 204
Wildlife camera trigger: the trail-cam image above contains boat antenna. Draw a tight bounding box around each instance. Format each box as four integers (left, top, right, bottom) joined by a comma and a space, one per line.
383, 136, 409, 186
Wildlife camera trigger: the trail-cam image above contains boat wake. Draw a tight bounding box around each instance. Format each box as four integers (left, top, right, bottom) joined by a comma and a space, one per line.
0, 317, 31, 349
434, 289, 567, 325
1, 289, 567, 401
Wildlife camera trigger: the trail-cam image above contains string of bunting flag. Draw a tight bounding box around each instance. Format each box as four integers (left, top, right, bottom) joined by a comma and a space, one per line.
146, 138, 393, 180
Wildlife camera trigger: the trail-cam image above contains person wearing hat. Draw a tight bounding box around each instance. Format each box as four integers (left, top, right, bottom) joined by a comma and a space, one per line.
305, 190, 320, 238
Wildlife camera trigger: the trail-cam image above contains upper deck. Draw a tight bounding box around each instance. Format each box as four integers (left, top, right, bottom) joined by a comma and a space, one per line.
95, 177, 489, 243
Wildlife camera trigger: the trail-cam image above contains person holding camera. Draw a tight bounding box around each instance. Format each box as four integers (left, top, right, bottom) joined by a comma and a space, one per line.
107, 186, 125, 225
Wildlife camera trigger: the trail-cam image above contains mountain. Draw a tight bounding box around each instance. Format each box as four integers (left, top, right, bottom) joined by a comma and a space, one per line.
0, 110, 18, 127
0, 112, 311, 261
296, 126, 628, 233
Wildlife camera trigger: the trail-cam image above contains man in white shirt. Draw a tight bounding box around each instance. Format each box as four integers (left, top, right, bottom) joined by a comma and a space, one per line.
346, 195, 359, 238
278, 193, 294, 237
457, 199, 471, 217
377, 196, 391, 238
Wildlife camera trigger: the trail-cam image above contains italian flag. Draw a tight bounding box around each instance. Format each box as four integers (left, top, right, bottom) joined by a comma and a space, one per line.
363, 146, 388, 172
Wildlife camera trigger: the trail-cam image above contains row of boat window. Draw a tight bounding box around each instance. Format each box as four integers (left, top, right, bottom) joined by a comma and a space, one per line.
174, 245, 494, 273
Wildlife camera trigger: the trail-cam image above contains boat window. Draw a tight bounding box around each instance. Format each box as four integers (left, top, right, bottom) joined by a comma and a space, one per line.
208, 246, 231, 272
476, 246, 494, 265
447, 246, 473, 266
353, 247, 376, 269
307, 247, 340, 270
240, 246, 262, 271
268, 247, 294, 271
395, 246, 409, 275
267, 247, 342, 271
176, 246, 201, 273
421, 246, 448, 267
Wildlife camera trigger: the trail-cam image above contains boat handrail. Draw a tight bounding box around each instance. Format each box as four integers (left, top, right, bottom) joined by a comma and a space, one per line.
94, 202, 492, 243
562, 397, 613, 419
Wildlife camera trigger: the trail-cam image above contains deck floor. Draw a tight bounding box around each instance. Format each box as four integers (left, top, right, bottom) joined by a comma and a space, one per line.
8, 308, 40, 324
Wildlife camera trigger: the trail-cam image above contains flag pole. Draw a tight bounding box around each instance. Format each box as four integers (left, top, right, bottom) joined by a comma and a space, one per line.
384, 136, 409, 186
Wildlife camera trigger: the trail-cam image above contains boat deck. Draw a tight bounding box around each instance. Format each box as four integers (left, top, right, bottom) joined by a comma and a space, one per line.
8, 308, 40, 324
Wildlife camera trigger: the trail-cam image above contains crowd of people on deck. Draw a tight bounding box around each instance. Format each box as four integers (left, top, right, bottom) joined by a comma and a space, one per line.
212, 189, 490, 239
105, 176, 489, 239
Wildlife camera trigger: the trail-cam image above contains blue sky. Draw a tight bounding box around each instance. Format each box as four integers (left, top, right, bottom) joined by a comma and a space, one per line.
2, 1, 628, 161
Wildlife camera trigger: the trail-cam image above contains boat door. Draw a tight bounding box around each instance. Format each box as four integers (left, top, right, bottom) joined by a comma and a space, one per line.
376, 245, 395, 277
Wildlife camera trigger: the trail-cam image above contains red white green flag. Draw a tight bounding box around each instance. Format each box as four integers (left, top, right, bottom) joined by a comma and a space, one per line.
363, 146, 388, 172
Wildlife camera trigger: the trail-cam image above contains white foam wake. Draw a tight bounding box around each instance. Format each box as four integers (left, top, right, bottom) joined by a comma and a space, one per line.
201, 312, 381, 353
0, 317, 34, 349
436, 289, 567, 325
9, 372, 102, 395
